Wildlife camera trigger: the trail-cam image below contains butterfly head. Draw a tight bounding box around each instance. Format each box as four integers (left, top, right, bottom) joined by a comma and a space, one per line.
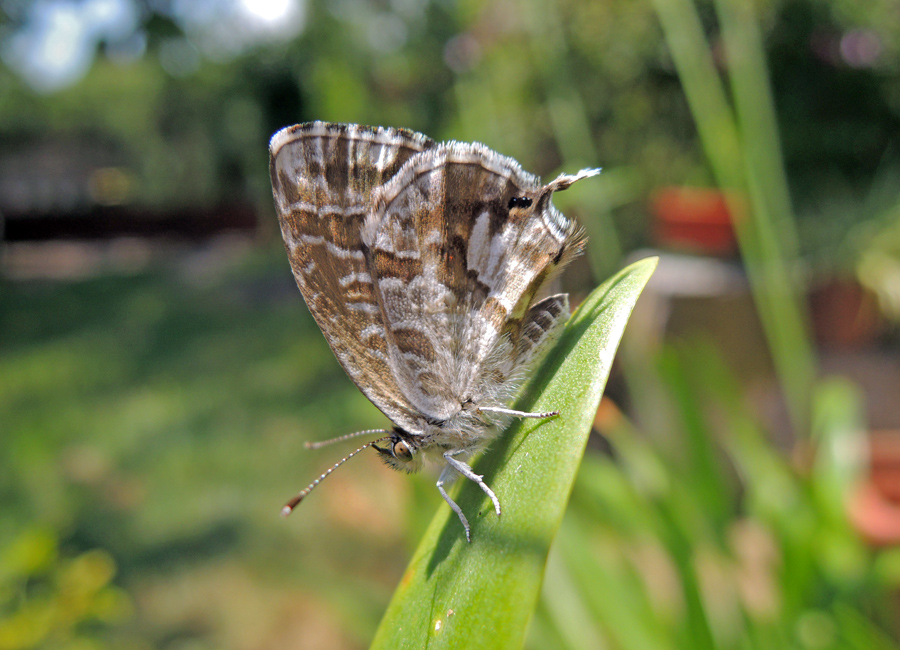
373, 428, 424, 474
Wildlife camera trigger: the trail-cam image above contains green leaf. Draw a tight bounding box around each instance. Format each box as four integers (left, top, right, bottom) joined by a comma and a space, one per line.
370, 257, 658, 650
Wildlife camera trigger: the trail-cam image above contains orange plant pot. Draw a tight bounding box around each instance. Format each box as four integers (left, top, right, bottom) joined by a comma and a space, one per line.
651, 187, 740, 257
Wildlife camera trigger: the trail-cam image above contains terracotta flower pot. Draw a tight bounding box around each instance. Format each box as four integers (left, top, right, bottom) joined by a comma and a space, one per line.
849, 431, 900, 546
651, 187, 741, 257
808, 279, 883, 348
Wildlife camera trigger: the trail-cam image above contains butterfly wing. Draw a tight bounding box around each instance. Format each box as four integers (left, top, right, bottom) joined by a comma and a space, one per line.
361, 142, 588, 421
269, 122, 436, 433
516, 293, 571, 367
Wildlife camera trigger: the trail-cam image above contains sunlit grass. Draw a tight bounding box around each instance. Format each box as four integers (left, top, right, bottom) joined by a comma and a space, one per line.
0, 246, 439, 648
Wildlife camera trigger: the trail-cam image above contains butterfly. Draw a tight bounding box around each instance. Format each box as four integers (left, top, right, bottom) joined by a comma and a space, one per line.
269, 121, 598, 541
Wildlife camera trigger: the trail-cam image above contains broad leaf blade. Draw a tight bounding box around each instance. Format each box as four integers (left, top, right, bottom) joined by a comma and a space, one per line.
371, 257, 658, 650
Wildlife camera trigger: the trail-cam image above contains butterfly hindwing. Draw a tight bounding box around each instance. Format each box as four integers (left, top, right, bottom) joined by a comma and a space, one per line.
360, 142, 583, 421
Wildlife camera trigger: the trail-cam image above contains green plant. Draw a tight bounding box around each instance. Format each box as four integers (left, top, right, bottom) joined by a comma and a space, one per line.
0, 528, 132, 650
370, 257, 657, 649
527, 344, 898, 650
653, 0, 817, 437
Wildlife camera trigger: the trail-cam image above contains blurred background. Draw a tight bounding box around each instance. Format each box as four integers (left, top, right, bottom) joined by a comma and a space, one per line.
2, 0, 900, 648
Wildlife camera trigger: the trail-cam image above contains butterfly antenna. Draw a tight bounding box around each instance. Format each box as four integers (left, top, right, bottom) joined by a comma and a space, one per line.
305, 428, 391, 450
281, 435, 392, 517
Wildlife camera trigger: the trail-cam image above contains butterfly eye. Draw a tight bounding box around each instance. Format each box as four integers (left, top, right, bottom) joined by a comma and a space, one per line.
393, 440, 413, 461
508, 196, 533, 210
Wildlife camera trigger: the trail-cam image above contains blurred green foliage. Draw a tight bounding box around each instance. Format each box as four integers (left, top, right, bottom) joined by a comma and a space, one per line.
2, 0, 900, 647
3, 256, 898, 647
2, 0, 899, 259
0, 252, 441, 648
527, 346, 900, 650
0, 528, 132, 650
857, 182, 900, 323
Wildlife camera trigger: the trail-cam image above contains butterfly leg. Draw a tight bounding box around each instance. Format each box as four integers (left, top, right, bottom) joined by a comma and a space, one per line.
437, 464, 471, 542
444, 451, 502, 519
478, 406, 560, 419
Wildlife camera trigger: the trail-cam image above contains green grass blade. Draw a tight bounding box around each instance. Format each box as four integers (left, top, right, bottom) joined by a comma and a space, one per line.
370, 257, 658, 650
653, 0, 817, 437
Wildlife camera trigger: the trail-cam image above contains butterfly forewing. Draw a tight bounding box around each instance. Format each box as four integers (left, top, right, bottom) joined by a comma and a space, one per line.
269, 122, 436, 433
